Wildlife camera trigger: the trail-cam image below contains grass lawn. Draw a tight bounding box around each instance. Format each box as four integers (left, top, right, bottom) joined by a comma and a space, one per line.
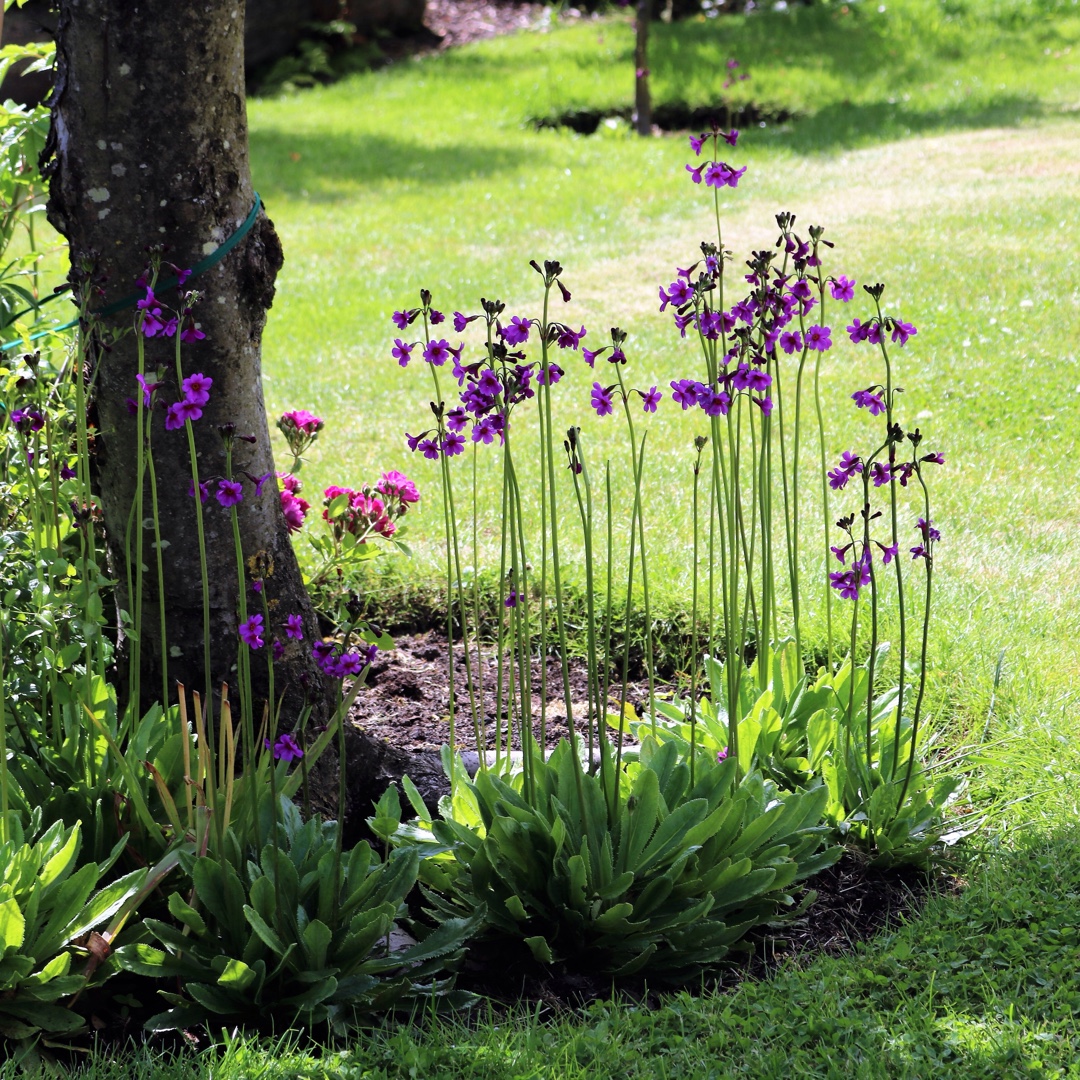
37, 0, 1080, 1074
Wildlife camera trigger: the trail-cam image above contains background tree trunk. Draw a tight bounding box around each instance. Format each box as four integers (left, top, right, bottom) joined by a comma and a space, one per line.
634, 0, 652, 136
44, 0, 329, 741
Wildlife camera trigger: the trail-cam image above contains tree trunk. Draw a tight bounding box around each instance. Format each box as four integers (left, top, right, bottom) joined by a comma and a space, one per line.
634, 0, 652, 137
44, 1, 330, 748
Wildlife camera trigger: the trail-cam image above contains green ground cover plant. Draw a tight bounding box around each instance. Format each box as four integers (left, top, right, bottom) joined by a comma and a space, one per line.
1, 0, 1079, 1073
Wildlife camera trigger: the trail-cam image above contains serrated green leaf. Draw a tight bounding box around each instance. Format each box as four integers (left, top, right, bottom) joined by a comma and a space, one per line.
524, 935, 553, 964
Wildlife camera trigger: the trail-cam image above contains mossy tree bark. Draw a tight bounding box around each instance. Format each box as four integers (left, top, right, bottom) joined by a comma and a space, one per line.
44, 0, 330, 741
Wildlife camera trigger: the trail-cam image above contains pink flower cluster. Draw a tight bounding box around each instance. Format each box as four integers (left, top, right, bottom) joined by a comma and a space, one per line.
277, 472, 311, 533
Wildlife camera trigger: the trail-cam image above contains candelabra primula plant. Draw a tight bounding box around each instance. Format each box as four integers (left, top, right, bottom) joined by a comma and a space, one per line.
388, 121, 965, 985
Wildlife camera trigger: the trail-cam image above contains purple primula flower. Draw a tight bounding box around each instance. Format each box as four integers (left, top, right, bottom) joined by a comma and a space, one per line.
537, 362, 563, 385
704, 161, 730, 188
745, 368, 772, 393
582, 346, 604, 368
239, 613, 264, 649
253, 471, 273, 497
285, 614, 304, 640
423, 339, 452, 366
392, 338, 414, 366
447, 407, 468, 432
164, 403, 185, 431
453, 312, 472, 332
502, 316, 531, 345
418, 437, 441, 459
188, 479, 210, 503
702, 389, 731, 417
442, 431, 466, 456
392, 310, 411, 330
476, 369, 502, 397
717, 746, 729, 763
721, 129, 739, 147
830, 276, 856, 302
881, 543, 899, 565
670, 379, 698, 410
805, 325, 832, 351
180, 323, 205, 343
789, 279, 813, 302
252, 580, 263, 594
852, 389, 886, 415
732, 299, 756, 325
182, 372, 212, 405
891, 320, 917, 346
174, 399, 203, 424
265, 732, 303, 762
866, 321, 884, 345
272, 641, 285, 661
667, 279, 694, 306
505, 591, 518, 608
686, 162, 706, 184
60, 465, 77, 480
831, 544, 849, 564
777, 330, 802, 355
689, 133, 707, 156
870, 461, 892, 487
591, 382, 614, 417
673, 312, 694, 338
405, 432, 424, 452
216, 479, 244, 507
828, 450, 863, 490
923, 451, 945, 465
430, 309, 445, 325
910, 544, 927, 560
755, 395, 774, 416
471, 418, 498, 445
609, 347, 626, 364
641, 386, 662, 413
847, 318, 870, 343
557, 325, 587, 350
136, 373, 160, 408
917, 517, 941, 542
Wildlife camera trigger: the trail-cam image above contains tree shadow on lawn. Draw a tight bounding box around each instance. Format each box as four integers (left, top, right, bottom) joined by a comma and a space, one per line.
757, 93, 1049, 154
249, 128, 533, 202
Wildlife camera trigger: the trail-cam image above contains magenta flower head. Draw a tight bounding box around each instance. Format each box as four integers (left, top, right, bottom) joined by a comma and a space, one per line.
804, 325, 832, 351
852, 388, 886, 415
582, 346, 604, 368
392, 338, 414, 366
182, 372, 213, 406
285, 614, 304, 640
717, 747, 729, 762
423, 339, 452, 366
281, 490, 310, 532
830, 276, 856, 302
501, 316, 531, 346
216, 479, 244, 507
891, 319, 917, 346
265, 732, 303, 762
376, 470, 420, 505
688, 133, 707, 156
278, 408, 324, 463
591, 383, 614, 417
188, 479, 210, 503
164, 403, 185, 431
239, 613, 264, 649
641, 386, 662, 413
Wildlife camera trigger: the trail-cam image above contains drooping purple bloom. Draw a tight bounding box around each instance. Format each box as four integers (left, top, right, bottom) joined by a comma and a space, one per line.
266, 732, 303, 762
557, 325, 587, 350
870, 461, 892, 487
891, 320, 917, 346
641, 386, 662, 413
285, 614, 304, 640
591, 383, 614, 417
686, 162, 706, 184
392, 310, 411, 330
505, 591, 518, 608
582, 347, 604, 368
188, 479, 210, 503
847, 318, 871, 344
688, 133, 707, 156
164, 404, 185, 431
537, 362, 563, 385
392, 338, 414, 367
430, 309, 445, 325
852, 389, 886, 415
